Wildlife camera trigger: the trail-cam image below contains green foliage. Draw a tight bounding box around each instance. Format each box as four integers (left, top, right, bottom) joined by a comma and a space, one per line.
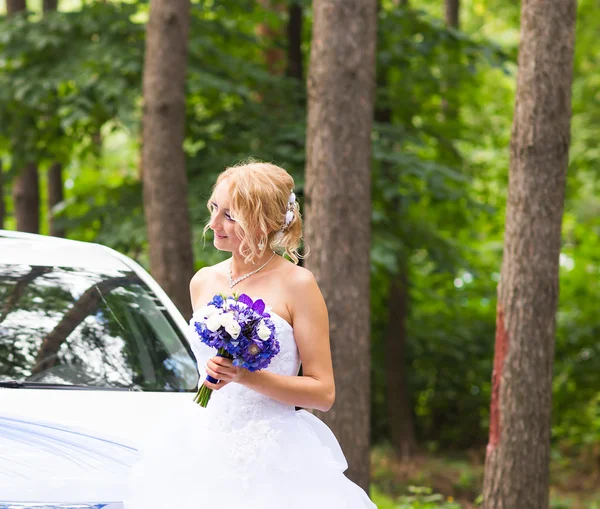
0, 3, 144, 171
372, 485, 465, 509
396, 487, 463, 509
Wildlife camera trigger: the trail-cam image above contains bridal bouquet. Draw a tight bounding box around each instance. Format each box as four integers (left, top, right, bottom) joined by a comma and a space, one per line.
190, 293, 280, 407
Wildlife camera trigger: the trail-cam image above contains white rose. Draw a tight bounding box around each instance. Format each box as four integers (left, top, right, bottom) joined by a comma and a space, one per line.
194, 304, 220, 320
218, 312, 241, 339
219, 312, 235, 326
205, 313, 223, 333
257, 321, 271, 341
224, 321, 241, 339
204, 305, 221, 317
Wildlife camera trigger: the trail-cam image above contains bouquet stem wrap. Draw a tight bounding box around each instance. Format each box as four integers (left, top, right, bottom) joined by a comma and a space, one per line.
194, 348, 233, 408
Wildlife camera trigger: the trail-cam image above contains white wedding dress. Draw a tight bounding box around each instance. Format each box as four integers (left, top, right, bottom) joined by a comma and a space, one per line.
124, 311, 377, 508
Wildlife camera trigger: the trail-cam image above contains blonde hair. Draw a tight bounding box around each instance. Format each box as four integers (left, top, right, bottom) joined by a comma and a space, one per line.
204, 160, 304, 264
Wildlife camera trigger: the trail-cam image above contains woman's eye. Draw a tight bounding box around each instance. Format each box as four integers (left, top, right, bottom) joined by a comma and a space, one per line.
225, 213, 235, 222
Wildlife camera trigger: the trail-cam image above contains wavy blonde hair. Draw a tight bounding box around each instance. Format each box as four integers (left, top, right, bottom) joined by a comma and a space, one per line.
204, 160, 304, 264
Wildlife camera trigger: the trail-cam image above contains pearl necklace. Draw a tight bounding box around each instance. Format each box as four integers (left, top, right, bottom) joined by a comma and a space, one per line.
229, 252, 276, 288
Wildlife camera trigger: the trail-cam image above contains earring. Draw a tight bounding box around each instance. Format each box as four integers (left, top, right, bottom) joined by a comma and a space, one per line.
258, 240, 265, 251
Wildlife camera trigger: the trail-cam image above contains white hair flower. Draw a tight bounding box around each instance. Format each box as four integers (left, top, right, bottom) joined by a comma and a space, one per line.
285, 210, 294, 226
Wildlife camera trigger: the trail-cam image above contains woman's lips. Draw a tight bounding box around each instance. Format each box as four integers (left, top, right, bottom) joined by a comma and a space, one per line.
215, 234, 228, 239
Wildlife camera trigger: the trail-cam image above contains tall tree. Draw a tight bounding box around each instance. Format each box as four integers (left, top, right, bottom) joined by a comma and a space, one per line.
141, 0, 194, 319
442, 0, 460, 125
0, 161, 4, 230
445, 0, 459, 29
374, 19, 418, 457
286, 1, 303, 81
7, 0, 39, 234
482, 1, 577, 508
386, 269, 418, 458
12, 163, 39, 233
256, 0, 286, 75
6, 0, 26, 12
43, 0, 64, 238
48, 163, 64, 237
305, 0, 377, 491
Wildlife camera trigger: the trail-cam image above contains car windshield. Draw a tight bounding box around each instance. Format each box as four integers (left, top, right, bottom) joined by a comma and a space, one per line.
0, 263, 197, 391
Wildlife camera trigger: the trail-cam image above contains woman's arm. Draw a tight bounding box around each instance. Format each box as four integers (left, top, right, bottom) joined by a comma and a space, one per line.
204, 269, 336, 412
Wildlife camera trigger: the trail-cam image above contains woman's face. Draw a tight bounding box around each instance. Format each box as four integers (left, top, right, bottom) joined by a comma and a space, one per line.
208, 180, 242, 253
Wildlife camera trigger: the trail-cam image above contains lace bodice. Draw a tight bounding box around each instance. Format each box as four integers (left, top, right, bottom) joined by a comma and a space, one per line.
188, 311, 302, 427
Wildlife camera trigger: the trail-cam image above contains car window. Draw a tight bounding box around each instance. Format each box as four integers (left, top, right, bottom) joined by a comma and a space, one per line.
0, 263, 197, 391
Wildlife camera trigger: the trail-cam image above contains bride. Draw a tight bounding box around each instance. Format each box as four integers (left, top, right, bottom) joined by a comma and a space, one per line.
126, 161, 377, 508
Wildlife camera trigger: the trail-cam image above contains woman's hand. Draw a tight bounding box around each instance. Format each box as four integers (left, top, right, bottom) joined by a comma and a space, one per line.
203, 356, 247, 391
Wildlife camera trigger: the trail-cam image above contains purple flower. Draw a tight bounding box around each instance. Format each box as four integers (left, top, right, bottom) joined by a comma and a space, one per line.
237, 293, 271, 318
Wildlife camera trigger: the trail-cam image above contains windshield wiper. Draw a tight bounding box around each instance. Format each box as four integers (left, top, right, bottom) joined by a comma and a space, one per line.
0, 380, 140, 391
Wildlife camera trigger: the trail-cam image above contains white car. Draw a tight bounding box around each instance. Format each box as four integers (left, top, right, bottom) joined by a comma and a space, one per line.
0, 230, 200, 508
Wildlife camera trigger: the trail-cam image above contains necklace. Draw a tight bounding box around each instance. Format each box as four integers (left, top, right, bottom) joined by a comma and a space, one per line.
229, 251, 276, 288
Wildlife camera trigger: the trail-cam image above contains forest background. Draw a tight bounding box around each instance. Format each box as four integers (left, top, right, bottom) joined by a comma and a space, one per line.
0, 0, 598, 507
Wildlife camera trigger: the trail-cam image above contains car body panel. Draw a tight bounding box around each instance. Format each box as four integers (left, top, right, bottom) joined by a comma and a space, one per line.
0, 231, 200, 505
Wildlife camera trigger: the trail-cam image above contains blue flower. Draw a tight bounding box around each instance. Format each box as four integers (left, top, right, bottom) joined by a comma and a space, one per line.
210, 294, 225, 308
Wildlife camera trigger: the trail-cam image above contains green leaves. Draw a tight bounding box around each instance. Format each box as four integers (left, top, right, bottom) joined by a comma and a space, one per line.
0, 2, 144, 166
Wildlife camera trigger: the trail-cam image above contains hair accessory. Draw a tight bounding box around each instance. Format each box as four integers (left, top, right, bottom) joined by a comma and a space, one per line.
282, 191, 296, 231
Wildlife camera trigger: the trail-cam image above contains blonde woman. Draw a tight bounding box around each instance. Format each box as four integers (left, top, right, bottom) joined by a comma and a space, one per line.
127, 162, 377, 508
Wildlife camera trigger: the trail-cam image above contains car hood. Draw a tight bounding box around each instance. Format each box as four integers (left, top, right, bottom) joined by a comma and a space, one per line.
0, 388, 191, 504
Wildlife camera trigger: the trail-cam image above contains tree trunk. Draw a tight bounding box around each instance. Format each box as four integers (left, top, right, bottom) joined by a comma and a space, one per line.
482, 1, 577, 508
286, 1, 303, 81
375, 51, 418, 458
442, 0, 460, 126
0, 160, 4, 230
6, 0, 26, 14
12, 163, 39, 234
445, 0, 459, 29
45, 0, 63, 237
256, 0, 286, 75
7, 0, 38, 234
48, 162, 64, 237
42, 0, 58, 11
305, 0, 377, 492
141, 0, 194, 320
386, 271, 418, 459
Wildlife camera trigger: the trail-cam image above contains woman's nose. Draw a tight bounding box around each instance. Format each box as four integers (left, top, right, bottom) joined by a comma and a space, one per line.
208, 214, 220, 230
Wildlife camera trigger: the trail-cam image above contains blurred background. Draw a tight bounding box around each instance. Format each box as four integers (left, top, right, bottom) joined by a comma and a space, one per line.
0, 1, 599, 507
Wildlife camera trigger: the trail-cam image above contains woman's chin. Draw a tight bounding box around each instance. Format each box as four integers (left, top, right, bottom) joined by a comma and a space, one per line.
213, 238, 232, 251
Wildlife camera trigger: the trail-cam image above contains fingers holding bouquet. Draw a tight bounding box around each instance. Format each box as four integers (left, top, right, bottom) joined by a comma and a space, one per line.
204, 356, 247, 388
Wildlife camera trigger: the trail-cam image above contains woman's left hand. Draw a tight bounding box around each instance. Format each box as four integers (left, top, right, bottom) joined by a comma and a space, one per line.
204, 356, 247, 390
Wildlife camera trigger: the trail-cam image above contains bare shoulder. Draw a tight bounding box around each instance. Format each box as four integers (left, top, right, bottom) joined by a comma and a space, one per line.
277, 261, 318, 291
189, 260, 229, 309
279, 263, 326, 318
190, 260, 227, 284
189, 265, 213, 289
